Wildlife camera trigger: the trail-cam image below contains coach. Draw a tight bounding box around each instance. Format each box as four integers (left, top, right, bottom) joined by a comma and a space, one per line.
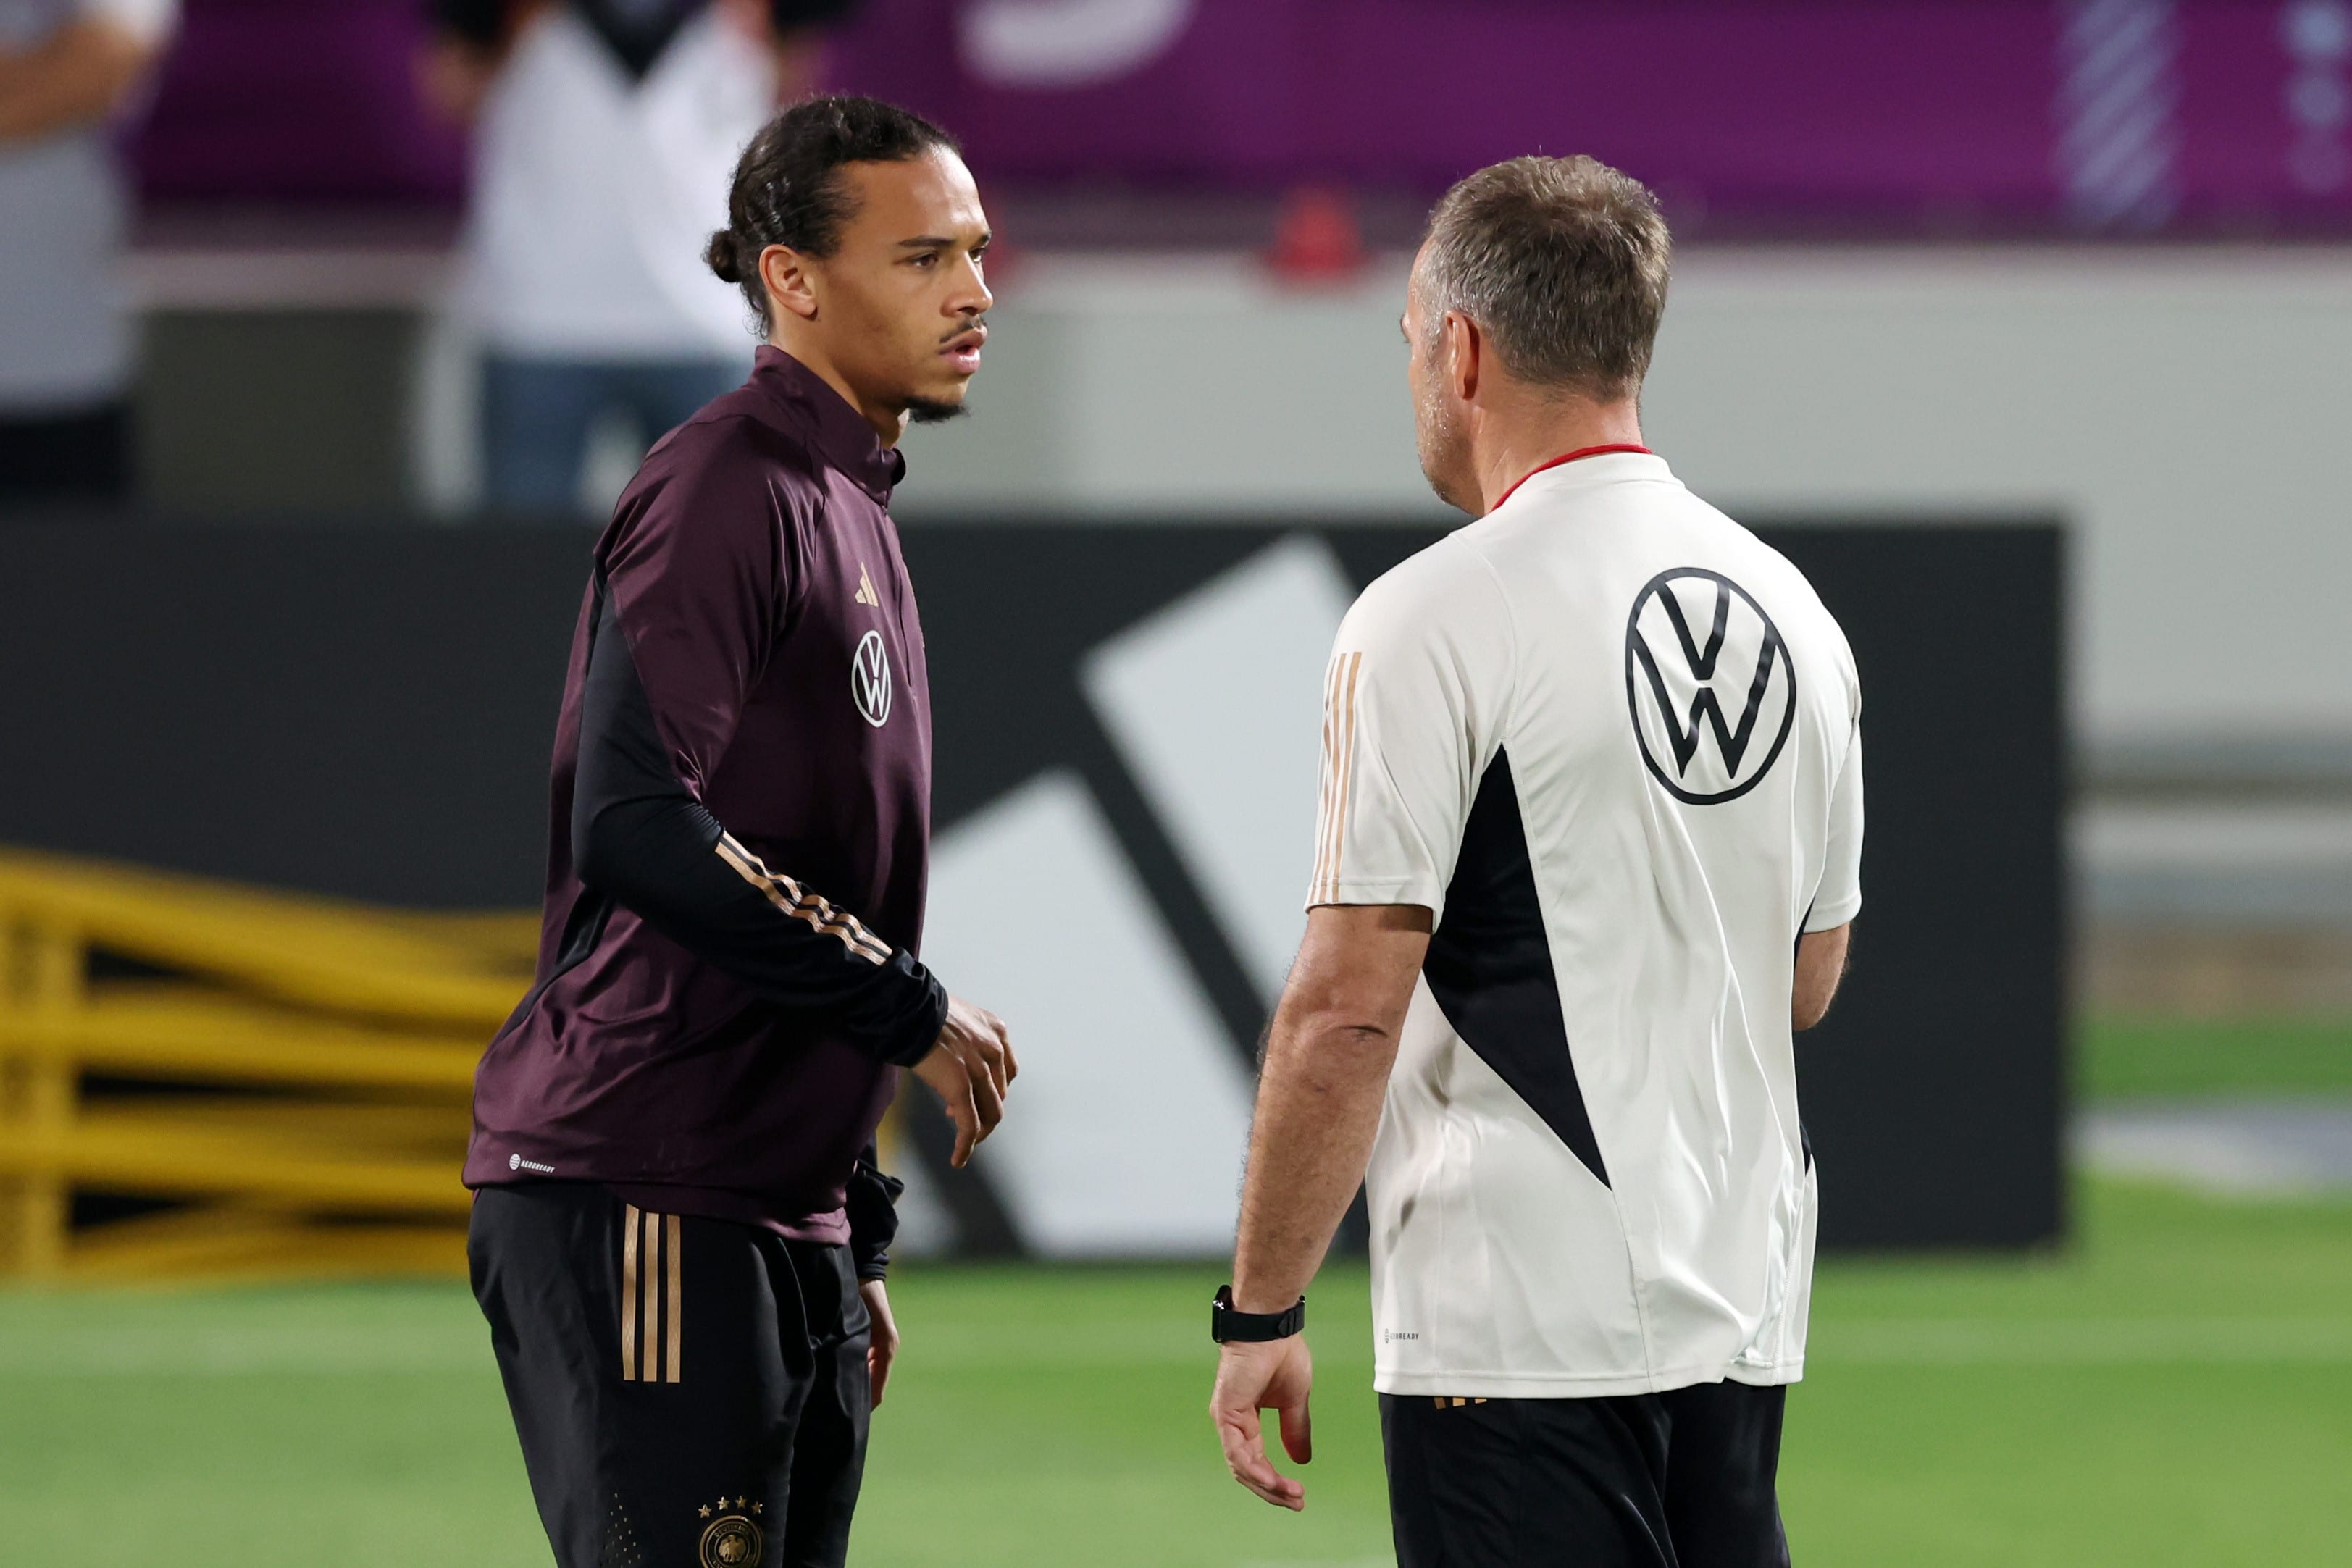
1212, 156, 1864, 1568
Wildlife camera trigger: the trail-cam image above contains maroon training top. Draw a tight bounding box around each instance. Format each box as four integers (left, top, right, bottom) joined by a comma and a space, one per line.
465, 347, 950, 1244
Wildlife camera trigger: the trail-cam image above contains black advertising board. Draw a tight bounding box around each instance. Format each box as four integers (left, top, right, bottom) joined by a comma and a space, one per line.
0, 518, 2062, 1252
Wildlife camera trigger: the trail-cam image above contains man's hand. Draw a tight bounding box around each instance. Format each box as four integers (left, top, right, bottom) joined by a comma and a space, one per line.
1210, 1336, 1314, 1511
0, 20, 162, 143
417, 37, 499, 125
912, 995, 1016, 1167
860, 1278, 899, 1409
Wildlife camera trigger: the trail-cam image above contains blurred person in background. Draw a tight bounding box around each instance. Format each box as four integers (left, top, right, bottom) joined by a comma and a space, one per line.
420, 0, 860, 513
464, 97, 1012, 1568
1212, 156, 1862, 1567
0, 0, 177, 505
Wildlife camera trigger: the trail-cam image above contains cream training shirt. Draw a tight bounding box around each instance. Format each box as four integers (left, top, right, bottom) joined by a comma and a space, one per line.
1308, 448, 1864, 1399
458, 5, 771, 359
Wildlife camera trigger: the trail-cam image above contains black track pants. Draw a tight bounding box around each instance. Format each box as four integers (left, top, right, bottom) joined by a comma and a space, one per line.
1381, 1380, 1790, 1568
470, 1183, 871, 1568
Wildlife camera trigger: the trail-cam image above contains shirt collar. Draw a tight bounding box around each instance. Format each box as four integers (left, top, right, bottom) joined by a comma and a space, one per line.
1494, 444, 1654, 511
748, 345, 906, 501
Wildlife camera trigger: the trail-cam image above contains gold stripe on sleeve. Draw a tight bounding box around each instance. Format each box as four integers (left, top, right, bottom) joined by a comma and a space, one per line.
1313, 652, 1363, 903
713, 834, 896, 965
1329, 652, 1364, 900
1310, 657, 1336, 897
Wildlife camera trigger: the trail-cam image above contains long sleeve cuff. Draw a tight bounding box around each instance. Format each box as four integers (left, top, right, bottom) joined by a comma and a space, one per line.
846, 1153, 905, 1281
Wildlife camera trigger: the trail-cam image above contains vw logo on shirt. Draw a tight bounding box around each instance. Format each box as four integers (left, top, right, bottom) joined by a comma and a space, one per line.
851, 631, 893, 728
1624, 568, 1796, 805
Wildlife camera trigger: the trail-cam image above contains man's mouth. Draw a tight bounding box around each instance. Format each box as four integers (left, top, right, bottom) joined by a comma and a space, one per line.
942, 324, 987, 376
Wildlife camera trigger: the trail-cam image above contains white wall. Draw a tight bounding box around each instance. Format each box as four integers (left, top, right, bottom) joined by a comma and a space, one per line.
896, 247, 2352, 747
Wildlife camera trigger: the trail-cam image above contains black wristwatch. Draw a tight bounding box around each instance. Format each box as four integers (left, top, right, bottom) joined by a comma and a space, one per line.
1211, 1285, 1305, 1343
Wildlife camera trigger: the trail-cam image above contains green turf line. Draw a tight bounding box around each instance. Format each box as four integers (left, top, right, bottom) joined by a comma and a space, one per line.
2080, 1015, 2352, 1100
4, 1179, 2348, 1567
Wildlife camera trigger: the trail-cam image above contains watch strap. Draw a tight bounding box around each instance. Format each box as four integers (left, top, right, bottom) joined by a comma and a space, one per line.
1211, 1285, 1305, 1343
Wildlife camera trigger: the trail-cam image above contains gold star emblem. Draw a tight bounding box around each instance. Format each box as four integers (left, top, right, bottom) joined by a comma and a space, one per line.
750, 1502, 763, 1514
734, 1496, 747, 1510
699, 1506, 711, 1518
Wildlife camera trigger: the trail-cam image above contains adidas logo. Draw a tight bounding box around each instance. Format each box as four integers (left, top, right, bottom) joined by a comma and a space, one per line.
921, 536, 1357, 1255
854, 564, 880, 608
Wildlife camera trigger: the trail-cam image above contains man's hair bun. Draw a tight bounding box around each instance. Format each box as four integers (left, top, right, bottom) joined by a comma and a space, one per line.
705, 230, 743, 285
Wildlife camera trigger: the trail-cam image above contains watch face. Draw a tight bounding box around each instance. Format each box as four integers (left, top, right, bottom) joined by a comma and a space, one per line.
1211, 1287, 1241, 1343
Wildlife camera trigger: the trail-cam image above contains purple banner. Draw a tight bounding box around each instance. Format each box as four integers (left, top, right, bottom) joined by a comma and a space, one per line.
132, 0, 2352, 234
134, 0, 465, 206
831, 0, 2352, 232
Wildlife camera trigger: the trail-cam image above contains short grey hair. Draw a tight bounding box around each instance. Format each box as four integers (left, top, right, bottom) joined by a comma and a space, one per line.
1420, 155, 1672, 400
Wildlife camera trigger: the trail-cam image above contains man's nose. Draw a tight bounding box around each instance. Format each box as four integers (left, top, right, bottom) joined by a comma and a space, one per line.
954, 262, 994, 316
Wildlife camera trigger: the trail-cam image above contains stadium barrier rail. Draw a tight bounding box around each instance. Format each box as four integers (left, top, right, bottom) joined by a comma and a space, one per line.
0, 848, 530, 1283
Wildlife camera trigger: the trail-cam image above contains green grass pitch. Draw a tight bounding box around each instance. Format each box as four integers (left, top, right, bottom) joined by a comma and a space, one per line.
2081, 1015, 2352, 1099
4, 1178, 2350, 1567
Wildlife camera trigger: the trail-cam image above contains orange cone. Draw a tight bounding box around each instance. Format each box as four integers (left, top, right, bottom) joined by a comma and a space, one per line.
1268, 185, 1367, 282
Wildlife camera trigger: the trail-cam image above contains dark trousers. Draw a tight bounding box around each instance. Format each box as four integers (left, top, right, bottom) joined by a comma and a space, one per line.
469, 1183, 871, 1568
1382, 1380, 1790, 1568
480, 354, 742, 514
0, 402, 131, 506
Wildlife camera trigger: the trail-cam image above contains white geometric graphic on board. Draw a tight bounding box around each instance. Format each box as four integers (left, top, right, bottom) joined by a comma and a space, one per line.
1081, 534, 1359, 1002
922, 771, 1256, 1257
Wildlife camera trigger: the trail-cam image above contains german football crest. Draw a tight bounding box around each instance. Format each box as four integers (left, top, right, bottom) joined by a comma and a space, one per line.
697, 1498, 763, 1567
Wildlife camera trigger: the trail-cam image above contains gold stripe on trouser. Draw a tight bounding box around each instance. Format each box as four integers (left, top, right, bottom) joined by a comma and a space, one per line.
666, 1215, 683, 1383
640, 1209, 661, 1382
621, 1205, 641, 1380
621, 1205, 685, 1385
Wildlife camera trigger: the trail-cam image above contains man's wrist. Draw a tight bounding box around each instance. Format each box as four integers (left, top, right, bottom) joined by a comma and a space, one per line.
879, 962, 950, 1067
1230, 1277, 1302, 1316
1212, 1285, 1305, 1343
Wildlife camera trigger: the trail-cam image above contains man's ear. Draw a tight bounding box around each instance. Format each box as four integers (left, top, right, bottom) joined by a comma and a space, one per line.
759, 244, 820, 323
1442, 311, 1481, 403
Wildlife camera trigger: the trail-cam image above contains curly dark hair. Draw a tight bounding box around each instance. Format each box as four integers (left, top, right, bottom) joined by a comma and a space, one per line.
706, 95, 961, 331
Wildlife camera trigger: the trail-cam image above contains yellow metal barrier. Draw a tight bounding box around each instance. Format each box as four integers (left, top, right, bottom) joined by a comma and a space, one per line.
0, 849, 531, 1283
